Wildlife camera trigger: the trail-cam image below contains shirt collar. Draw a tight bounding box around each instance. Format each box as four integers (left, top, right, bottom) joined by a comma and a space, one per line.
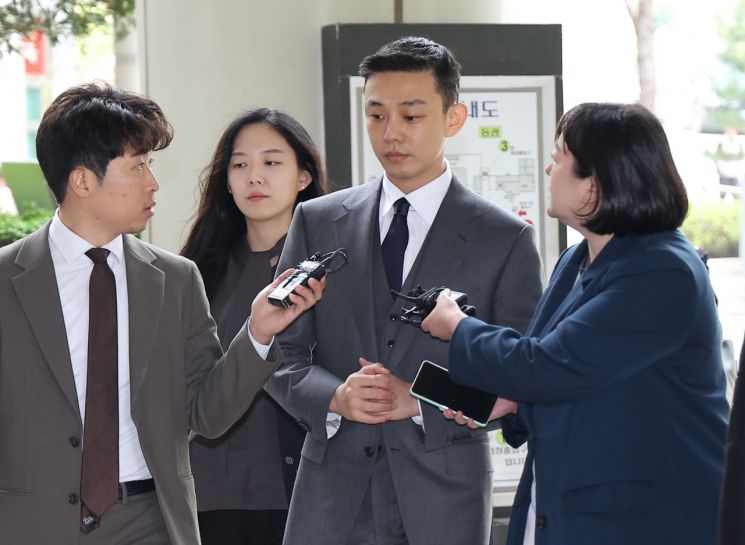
380, 159, 452, 226
49, 209, 124, 265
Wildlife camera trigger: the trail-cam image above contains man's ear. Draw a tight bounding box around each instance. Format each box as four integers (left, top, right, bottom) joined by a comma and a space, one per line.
445, 103, 468, 137
67, 167, 93, 199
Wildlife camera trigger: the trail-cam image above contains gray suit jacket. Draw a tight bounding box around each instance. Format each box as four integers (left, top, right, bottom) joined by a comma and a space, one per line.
265, 177, 543, 545
0, 224, 280, 545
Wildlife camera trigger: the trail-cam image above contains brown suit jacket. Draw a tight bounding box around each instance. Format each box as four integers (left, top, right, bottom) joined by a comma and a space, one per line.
0, 223, 280, 545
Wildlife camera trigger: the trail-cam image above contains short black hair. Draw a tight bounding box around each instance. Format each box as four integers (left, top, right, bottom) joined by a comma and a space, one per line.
359, 36, 461, 111
36, 82, 173, 203
557, 103, 688, 235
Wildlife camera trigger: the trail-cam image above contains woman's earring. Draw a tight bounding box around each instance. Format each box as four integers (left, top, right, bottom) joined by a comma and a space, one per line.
227, 184, 233, 194
299, 172, 311, 190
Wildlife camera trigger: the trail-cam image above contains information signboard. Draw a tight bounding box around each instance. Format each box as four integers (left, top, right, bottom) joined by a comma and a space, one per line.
349, 74, 561, 274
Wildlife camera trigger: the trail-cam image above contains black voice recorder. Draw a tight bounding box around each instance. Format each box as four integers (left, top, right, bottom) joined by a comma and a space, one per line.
267, 249, 348, 308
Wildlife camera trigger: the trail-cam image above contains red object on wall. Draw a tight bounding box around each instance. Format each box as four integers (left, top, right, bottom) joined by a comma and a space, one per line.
21, 31, 47, 75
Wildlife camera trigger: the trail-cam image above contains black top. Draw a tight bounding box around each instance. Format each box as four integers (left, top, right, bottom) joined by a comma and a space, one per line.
190, 236, 303, 511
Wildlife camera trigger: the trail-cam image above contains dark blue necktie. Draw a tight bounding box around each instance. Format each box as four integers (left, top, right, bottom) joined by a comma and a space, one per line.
382, 198, 410, 292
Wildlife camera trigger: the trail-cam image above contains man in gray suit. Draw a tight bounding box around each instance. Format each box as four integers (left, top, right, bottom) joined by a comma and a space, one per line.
266, 37, 543, 545
0, 83, 323, 545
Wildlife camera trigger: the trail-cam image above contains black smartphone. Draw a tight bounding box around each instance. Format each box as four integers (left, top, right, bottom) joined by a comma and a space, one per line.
410, 360, 497, 427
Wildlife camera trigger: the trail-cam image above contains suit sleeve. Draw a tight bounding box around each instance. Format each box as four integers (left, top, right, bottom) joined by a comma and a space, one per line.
419, 222, 544, 446
501, 411, 530, 449
184, 261, 280, 438
264, 204, 344, 443
499, 244, 577, 447
449, 265, 698, 405
491, 223, 544, 333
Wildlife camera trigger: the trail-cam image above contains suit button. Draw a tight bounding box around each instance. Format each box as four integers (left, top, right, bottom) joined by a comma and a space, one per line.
67, 493, 79, 504
387, 339, 394, 348
389, 313, 397, 322
536, 515, 547, 529
68, 436, 80, 447
284, 456, 295, 465
364, 446, 375, 457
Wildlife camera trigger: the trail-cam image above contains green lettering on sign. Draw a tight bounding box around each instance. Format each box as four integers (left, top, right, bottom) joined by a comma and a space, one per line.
479, 126, 502, 138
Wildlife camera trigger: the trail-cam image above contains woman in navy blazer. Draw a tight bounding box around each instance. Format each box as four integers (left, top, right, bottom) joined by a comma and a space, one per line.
422, 103, 729, 545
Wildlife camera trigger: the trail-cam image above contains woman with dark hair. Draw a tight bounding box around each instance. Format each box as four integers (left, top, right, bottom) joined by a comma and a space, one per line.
182, 108, 327, 545
421, 103, 728, 545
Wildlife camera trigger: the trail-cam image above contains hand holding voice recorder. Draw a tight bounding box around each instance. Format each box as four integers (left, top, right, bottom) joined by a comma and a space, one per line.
391, 285, 476, 328
267, 249, 348, 308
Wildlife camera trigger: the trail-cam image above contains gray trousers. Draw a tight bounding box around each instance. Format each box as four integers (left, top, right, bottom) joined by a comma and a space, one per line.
78, 491, 170, 545
347, 447, 409, 545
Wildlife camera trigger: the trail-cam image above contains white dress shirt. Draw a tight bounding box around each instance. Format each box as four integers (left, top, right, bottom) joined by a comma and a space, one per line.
326, 161, 453, 437
48, 211, 151, 482
378, 161, 452, 284
523, 462, 536, 545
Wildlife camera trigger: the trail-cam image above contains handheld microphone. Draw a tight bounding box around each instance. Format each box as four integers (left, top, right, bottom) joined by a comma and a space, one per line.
391, 285, 476, 328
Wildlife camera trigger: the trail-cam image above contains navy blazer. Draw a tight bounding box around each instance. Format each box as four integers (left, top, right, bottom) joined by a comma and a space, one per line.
449, 230, 728, 545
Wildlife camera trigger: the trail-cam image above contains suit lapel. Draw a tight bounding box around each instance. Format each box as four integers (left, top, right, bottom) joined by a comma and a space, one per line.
123, 235, 164, 404
528, 243, 586, 336
333, 181, 382, 361
387, 178, 482, 371
534, 235, 636, 337
11, 223, 80, 419
402, 178, 480, 292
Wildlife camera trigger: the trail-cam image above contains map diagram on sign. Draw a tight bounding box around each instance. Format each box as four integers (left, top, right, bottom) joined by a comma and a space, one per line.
350, 81, 549, 253
446, 89, 544, 247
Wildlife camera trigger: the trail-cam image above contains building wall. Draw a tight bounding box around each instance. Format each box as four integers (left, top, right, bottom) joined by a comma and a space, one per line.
0, 53, 28, 163
139, 0, 503, 251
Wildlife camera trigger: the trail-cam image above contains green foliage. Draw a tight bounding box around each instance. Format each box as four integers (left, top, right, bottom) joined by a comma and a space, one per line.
0, 0, 135, 55
681, 201, 741, 258
720, 0, 745, 74
705, 144, 745, 161
0, 206, 53, 246
705, 109, 745, 134
714, 0, 745, 128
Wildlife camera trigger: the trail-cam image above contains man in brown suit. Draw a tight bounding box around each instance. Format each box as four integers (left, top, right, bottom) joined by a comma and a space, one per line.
0, 83, 323, 545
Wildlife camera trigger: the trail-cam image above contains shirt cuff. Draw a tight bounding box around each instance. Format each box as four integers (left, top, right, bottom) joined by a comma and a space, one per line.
326, 402, 422, 437
412, 400, 424, 430
246, 319, 273, 360
326, 412, 342, 438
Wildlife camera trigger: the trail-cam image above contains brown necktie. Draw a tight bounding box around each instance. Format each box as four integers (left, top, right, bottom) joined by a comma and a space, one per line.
80, 248, 119, 533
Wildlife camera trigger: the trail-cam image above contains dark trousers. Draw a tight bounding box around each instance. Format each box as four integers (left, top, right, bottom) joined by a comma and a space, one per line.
198, 509, 288, 545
